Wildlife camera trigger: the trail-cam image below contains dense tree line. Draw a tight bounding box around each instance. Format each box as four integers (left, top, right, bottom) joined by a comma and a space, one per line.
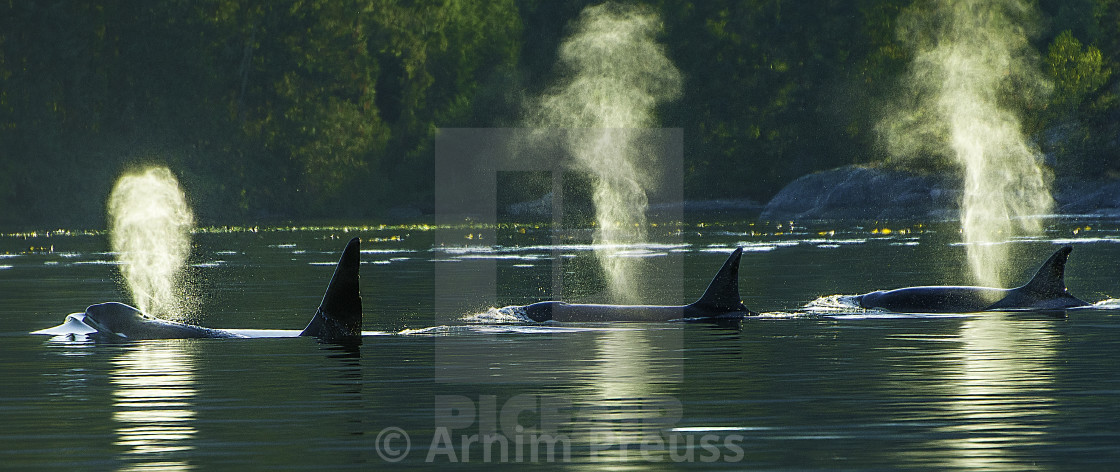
1, 0, 1116, 228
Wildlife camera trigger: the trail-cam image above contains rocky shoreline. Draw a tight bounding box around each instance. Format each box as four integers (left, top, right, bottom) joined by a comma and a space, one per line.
494, 165, 1120, 222
760, 166, 960, 221
760, 165, 1120, 221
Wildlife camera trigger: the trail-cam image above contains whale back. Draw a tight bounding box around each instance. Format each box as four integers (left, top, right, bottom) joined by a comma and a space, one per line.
83, 302, 146, 335
988, 245, 1087, 310
1017, 246, 1073, 296
82, 302, 241, 339
687, 247, 751, 315
300, 237, 363, 341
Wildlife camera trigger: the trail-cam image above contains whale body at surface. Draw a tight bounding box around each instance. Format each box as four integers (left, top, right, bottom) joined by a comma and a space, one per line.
521, 247, 755, 322
854, 246, 1087, 313
32, 238, 363, 342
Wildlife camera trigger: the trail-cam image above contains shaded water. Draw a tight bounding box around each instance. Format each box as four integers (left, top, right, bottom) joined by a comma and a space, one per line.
2, 221, 1120, 469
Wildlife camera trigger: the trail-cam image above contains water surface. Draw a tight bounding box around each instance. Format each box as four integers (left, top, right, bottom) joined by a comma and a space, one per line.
2, 221, 1119, 470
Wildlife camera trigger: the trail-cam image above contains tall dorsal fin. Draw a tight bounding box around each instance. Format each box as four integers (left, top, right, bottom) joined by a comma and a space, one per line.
688, 247, 747, 312
300, 237, 363, 341
1018, 245, 1073, 296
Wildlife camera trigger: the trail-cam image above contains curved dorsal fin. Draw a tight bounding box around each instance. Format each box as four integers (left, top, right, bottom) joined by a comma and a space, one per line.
300, 237, 363, 341
688, 247, 747, 312
1018, 245, 1073, 296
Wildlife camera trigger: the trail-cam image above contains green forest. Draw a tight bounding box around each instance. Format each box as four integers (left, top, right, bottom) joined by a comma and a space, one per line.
1, 0, 1117, 229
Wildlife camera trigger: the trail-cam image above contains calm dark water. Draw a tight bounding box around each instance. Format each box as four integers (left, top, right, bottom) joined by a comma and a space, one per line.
2, 221, 1120, 470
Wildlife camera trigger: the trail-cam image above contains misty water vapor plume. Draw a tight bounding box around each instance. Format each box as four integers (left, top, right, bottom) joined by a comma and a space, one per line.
108, 166, 195, 319
882, 0, 1053, 287
528, 2, 681, 302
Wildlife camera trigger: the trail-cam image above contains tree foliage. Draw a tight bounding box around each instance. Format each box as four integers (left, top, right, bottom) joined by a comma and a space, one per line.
0, 0, 1117, 228
1047, 30, 1112, 116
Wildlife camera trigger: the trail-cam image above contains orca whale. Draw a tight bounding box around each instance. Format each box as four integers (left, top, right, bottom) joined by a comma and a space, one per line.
32, 237, 363, 342
521, 247, 756, 322
854, 245, 1088, 313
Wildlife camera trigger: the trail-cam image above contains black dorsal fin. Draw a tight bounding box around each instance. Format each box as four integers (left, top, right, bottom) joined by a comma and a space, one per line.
1018, 245, 1073, 296
688, 247, 748, 312
300, 237, 363, 341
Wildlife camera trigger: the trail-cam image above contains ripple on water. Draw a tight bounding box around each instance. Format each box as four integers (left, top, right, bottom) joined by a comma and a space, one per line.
71, 260, 120, 266
433, 243, 690, 261
1089, 299, 1120, 309
1049, 237, 1120, 245
804, 294, 864, 312
461, 306, 534, 324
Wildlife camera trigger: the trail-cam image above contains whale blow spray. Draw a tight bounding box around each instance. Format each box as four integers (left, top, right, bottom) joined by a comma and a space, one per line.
108, 166, 195, 319
882, 0, 1053, 287
529, 2, 681, 302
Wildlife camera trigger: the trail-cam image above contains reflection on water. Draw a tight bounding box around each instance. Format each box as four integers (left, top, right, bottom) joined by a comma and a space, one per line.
584, 328, 682, 465
42, 338, 98, 404
924, 314, 1058, 470
112, 341, 198, 471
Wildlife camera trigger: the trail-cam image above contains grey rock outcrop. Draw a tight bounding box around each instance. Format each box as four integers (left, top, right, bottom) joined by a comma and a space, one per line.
761, 165, 960, 221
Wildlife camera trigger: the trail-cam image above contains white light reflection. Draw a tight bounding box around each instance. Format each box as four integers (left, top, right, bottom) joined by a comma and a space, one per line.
112, 341, 198, 471
921, 313, 1058, 469
584, 327, 682, 465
